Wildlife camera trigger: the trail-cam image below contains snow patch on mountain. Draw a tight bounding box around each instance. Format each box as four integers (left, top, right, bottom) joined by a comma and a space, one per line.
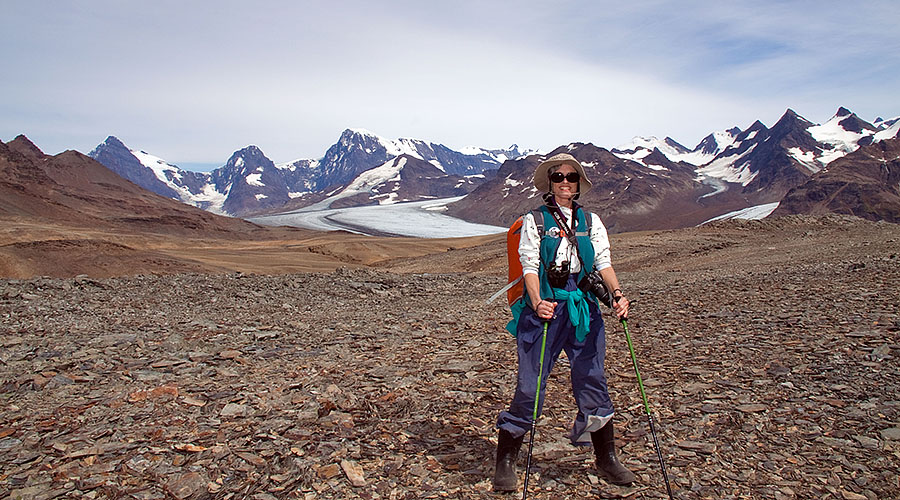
246, 173, 265, 187
696, 144, 759, 186
787, 147, 819, 172
194, 183, 228, 215
129, 147, 227, 212
131, 149, 182, 182
875, 116, 899, 129
277, 158, 320, 171
679, 129, 741, 166
808, 113, 878, 165
343, 156, 407, 204
613, 136, 686, 167
874, 121, 900, 141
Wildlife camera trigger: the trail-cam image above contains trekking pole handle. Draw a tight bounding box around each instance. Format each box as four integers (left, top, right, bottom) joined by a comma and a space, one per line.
612, 295, 631, 320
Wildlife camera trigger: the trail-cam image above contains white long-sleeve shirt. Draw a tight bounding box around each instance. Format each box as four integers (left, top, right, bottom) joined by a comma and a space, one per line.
519, 206, 612, 277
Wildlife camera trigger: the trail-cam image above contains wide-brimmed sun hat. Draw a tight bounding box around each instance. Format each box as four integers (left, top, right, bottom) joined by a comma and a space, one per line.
533, 153, 593, 195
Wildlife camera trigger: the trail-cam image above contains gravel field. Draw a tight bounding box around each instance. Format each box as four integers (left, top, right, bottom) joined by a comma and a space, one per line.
2, 216, 899, 499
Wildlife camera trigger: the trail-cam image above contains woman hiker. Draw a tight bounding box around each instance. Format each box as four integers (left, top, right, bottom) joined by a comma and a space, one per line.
493, 152, 634, 491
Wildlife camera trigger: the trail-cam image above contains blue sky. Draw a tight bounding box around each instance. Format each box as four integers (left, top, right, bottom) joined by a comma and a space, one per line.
2, 0, 898, 169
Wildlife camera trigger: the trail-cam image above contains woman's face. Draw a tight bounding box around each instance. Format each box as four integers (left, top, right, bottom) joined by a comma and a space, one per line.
550, 164, 579, 202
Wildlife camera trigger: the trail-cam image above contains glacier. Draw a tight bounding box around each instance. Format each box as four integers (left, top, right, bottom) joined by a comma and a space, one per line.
248, 196, 507, 238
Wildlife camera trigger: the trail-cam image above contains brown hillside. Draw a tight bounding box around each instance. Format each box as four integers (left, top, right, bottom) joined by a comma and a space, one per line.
773, 136, 900, 222
0, 136, 499, 278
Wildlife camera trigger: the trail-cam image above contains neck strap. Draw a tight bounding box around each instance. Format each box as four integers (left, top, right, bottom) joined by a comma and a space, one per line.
546, 199, 578, 245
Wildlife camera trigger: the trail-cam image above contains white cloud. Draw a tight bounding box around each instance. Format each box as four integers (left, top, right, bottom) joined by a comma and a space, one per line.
1, 0, 897, 165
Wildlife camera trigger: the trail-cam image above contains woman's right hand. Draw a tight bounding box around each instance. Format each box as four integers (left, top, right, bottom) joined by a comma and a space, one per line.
534, 299, 557, 320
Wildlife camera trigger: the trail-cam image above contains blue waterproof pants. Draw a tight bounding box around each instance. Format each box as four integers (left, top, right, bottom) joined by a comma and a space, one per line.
497, 275, 614, 445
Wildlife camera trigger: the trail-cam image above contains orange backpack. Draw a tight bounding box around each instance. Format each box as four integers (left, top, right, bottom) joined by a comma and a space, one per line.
487, 209, 545, 306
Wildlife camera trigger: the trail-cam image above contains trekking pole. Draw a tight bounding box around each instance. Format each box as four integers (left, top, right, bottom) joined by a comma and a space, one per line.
621, 318, 674, 500
522, 320, 549, 500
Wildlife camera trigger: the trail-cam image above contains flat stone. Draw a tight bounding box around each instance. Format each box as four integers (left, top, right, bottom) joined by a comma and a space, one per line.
167, 472, 205, 500
317, 463, 341, 479
677, 440, 717, 454
220, 403, 249, 417
736, 404, 768, 413
341, 459, 366, 487
880, 427, 900, 441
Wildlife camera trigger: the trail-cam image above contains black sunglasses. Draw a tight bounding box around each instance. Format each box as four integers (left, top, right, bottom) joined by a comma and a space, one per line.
549, 171, 580, 183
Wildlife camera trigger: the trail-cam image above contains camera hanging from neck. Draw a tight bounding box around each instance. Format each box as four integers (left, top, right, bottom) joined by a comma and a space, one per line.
540, 193, 588, 279
543, 193, 578, 247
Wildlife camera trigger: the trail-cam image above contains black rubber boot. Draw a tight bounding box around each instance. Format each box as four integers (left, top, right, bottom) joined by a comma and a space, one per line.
493, 429, 524, 492
592, 422, 636, 486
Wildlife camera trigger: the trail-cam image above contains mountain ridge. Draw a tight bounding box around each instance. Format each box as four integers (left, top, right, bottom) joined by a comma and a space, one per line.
56, 106, 900, 231
89, 129, 523, 217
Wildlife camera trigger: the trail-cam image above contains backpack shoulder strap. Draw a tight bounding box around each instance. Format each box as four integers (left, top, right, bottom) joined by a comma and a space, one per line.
575, 207, 593, 237
530, 208, 545, 236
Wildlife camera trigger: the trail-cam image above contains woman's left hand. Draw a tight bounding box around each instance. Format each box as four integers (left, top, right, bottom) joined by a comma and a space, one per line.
613, 295, 629, 319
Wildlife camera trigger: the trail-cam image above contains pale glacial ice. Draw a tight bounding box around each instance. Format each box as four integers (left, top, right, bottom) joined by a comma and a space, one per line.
247, 196, 507, 238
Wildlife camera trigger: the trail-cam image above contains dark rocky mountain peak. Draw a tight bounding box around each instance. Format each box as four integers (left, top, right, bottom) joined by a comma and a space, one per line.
317, 129, 396, 191
745, 120, 768, 133
99, 135, 127, 150
227, 146, 269, 170
216, 146, 275, 182
837, 111, 877, 135
770, 108, 815, 136
88, 135, 182, 199
210, 145, 292, 216
693, 127, 741, 156
836, 106, 853, 118
718, 120, 769, 158
8, 135, 46, 159
663, 137, 691, 154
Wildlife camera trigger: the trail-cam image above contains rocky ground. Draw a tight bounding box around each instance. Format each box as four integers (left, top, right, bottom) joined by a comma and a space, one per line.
1, 215, 899, 499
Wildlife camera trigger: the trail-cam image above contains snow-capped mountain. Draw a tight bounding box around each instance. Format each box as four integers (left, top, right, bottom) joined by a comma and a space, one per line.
310, 128, 526, 192
691, 107, 893, 205
874, 120, 900, 142
612, 128, 741, 167
874, 116, 900, 129
309, 154, 482, 210
447, 142, 706, 233
87, 106, 900, 232
805, 107, 881, 165
89, 136, 210, 202
610, 107, 895, 210
1, 135, 262, 237
210, 146, 293, 215
90, 138, 231, 214
90, 129, 524, 217
449, 107, 900, 232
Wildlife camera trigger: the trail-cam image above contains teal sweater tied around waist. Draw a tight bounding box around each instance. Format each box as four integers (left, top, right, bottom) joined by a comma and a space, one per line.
505, 286, 593, 341
552, 287, 591, 341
